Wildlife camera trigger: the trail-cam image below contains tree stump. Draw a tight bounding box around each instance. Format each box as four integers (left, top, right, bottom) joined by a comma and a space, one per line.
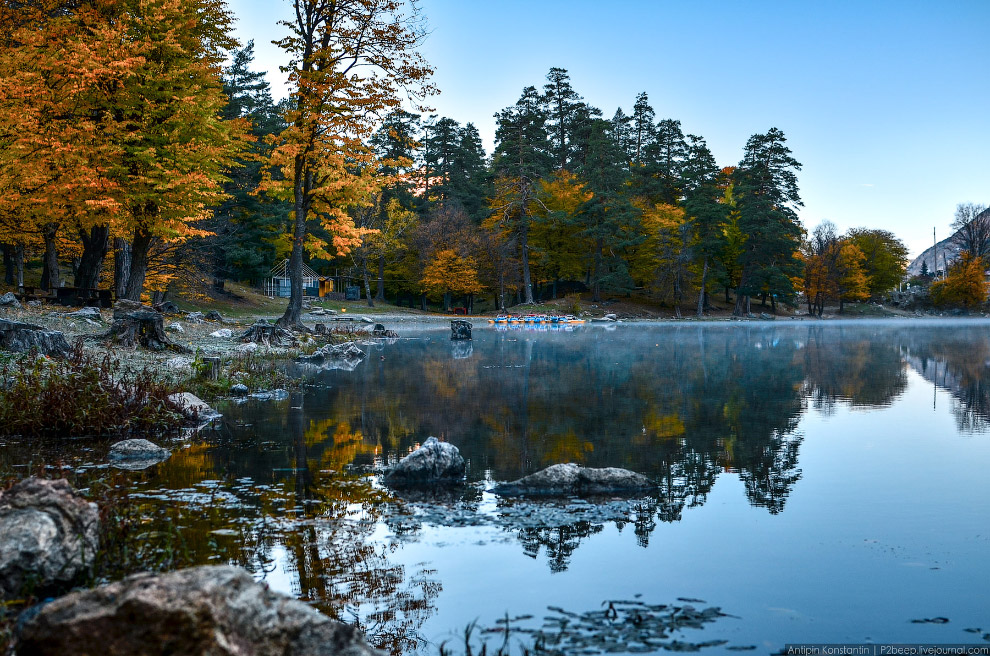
239, 322, 296, 347
0, 319, 72, 357
314, 323, 327, 336
101, 304, 189, 352
201, 357, 221, 380
372, 323, 398, 338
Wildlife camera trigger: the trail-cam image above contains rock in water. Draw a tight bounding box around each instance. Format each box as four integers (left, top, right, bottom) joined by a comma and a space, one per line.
168, 392, 221, 421
297, 342, 366, 371
450, 319, 472, 340
16, 565, 384, 656
109, 439, 170, 470
383, 436, 466, 487
0, 319, 72, 357
493, 463, 656, 497
0, 478, 99, 598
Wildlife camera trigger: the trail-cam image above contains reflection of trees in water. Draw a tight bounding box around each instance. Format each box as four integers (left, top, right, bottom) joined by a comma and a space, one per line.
144, 409, 442, 656
799, 325, 908, 415
897, 327, 990, 432
519, 521, 603, 573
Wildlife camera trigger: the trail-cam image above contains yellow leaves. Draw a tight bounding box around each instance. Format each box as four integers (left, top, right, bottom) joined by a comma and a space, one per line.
931, 251, 989, 308
420, 249, 483, 297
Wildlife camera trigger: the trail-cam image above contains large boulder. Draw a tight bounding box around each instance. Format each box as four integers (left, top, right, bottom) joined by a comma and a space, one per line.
0, 319, 72, 357
383, 437, 465, 487
493, 463, 656, 497
15, 565, 384, 656
109, 439, 171, 471
0, 478, 99, 598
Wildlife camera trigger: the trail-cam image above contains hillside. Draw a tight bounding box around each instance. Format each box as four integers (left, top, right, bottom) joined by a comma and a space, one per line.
906, 231, 962, 277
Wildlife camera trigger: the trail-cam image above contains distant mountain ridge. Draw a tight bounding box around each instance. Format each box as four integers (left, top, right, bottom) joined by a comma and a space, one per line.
907, 230, 963, 278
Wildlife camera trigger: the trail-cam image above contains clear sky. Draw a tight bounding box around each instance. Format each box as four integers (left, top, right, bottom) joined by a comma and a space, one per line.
225, 0, 989, 258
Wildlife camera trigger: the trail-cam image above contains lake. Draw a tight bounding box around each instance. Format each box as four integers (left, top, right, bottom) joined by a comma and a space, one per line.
5, 319, 990, 654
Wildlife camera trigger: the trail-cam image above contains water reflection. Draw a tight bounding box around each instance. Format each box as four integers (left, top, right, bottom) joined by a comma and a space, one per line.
5, 321, 990, 653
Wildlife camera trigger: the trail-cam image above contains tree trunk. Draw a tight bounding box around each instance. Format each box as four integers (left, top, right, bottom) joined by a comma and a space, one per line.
2, 244, 13, 285
591, 241, 603, 302
114, 238, 130, 299
362, 255, 374, 308
278, 162, 309, 329
75, 225, 110, 290
733, 292, 747, 317
697, 257, 708, 317
443, 291, 451, 312
124, 227, 153, 301
375, 254, 385, 302
15, 244, 24, 288
41, 223, 61, 292
420, 293, 426, 311
520, 221, 534, 304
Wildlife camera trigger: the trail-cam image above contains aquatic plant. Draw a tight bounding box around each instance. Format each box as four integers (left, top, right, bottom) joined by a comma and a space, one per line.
0, 345, 182, 437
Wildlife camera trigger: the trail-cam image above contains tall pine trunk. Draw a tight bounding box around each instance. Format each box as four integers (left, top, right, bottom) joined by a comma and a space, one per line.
41, 223, 61, 292
520, 220, 534, 304
375, 254, 385, 302
361, 254, 374, 308
696, 257, 708, 317
75, 225, 110, 290
124, 227, 153, 301
114, 238, 130, 300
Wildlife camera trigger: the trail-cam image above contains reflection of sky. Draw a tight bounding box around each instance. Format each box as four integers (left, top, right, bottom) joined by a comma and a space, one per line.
349, 331, 990, 652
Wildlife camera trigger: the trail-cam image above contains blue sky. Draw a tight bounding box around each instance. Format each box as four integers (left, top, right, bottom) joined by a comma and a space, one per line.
226, 0, 989, 257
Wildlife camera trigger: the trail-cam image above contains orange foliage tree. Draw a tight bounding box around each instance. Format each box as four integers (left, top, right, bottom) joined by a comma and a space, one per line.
931, 251, 988, 308
420, 249, 483, 311
262, 0, 435, 328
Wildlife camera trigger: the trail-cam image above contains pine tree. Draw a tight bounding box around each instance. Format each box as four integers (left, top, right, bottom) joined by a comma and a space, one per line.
489, 86, 552, 304
543, 67, 584, 171
682, 136, 727, 315
732, 128, 803, 315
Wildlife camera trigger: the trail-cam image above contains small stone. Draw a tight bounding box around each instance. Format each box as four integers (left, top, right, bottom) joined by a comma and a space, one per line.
166, 322, 184, 333
185, 311, 204, 323
209, 328, 233, 338
66, 307, 102, 320
237, 341, 258, 352
109, 439, 170, 470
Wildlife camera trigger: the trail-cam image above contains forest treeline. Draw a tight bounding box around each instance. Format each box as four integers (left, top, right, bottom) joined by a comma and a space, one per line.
0, 0, 918, 317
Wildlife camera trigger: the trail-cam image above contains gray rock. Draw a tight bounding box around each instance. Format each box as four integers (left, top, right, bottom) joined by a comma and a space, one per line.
383, 436, 466, 487
230, 383, 249, 395
205, 310, 224, 322
297, 342, 366, 371
15, 565, 383, 656
185, 311, 205, 323
109, 439, 170, 470
27, 300, 41, 307
166, 321, 184, 333
0, 319, 72, 357
209, 328, 233, 338
450, 319, 472, 341
155, 301, 180, 314
66, 306, 102, 320
248, 389, 289, 402
0, 291, 22, 309
0, 478, 99, 598
760, 312, 775, 320
493, 463, 656, 497
168, 392, 221, 421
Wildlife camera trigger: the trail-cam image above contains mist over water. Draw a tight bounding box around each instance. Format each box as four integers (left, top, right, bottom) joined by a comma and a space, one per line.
4, 320, 990, 653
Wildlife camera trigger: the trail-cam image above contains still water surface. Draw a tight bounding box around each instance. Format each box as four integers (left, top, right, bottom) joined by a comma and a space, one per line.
12, 320, 990, 653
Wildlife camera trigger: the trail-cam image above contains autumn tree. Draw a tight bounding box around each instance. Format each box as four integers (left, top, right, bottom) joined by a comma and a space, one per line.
930, 251, 988, 308
530, 170, 591, 299
264, 0, 435, 328
421, 249, 482, 311
845, 227, 908, 296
